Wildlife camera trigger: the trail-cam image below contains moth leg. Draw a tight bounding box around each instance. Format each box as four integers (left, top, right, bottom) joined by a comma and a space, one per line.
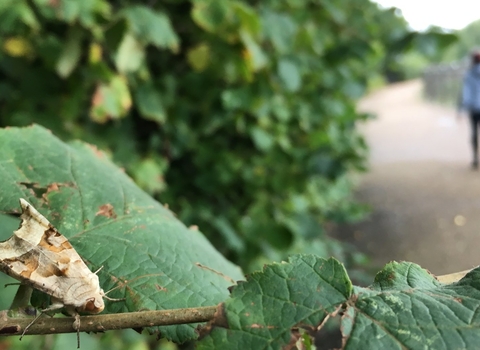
20, 302, 64, 340
72, 312, 81, 349
4, 282, 22, 288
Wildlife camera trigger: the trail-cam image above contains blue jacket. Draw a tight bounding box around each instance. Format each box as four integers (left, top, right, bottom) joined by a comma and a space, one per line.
462, 65, 480, 112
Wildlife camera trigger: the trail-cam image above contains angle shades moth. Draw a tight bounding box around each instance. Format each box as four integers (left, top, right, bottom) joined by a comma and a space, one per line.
0, 199, 118, 346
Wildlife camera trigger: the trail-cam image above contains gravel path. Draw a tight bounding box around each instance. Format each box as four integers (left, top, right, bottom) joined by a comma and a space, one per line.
336, 80, 480, 275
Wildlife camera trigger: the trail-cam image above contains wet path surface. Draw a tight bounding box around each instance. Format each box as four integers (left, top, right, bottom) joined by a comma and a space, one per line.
335, 80, 480, 275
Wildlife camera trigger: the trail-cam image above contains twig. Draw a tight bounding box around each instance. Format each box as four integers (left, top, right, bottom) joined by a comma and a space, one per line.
0, 306, 217, 336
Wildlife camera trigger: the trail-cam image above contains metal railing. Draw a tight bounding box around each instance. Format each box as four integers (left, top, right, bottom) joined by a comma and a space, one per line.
422, 61, 468, 107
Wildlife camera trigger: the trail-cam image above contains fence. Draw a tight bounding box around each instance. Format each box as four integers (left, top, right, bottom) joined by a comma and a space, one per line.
422, 61, 468, 107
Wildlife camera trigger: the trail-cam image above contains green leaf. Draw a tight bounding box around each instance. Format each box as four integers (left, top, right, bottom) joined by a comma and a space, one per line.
199, 257, 480, 349
123, 6, 179, 52
115, 33, 145, 73
211, 217, 245, 254
191, 1, 232, 34
261, 10, 297, 54
56, 27, 82, 78
221, 88, 252, 110
239, 31, 267, 71
250, 127, 274, 152
0, 125, 243, 343
277, 59, 301, 92
197, 255, 352, 349
343, 262, 480, 349
130, 157, 166, 194
134, 83, 166, 123
59, 0, 111, 29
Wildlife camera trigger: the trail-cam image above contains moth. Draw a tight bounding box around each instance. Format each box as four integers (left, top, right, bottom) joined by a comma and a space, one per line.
0, 199, 118, 346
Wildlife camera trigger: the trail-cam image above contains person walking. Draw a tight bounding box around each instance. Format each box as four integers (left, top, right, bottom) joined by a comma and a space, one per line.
461, 51, 480, 169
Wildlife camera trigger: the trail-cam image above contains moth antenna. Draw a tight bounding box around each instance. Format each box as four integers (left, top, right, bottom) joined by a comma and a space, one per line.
100, 284, 126, 302
104, 283, 124, 296
94, 266, 123, 298
104, 273, 164, 296
103, 295, 125, 302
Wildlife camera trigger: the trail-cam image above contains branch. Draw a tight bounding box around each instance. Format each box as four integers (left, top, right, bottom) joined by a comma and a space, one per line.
0, 306, 217, 336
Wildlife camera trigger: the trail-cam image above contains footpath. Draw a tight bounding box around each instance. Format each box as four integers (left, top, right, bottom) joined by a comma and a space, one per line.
337, 79, 480, 275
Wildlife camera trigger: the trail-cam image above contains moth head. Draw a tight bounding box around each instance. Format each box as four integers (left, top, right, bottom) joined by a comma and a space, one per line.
75, 273, 106, 314
83, 295, 105, 314
78, 291, 105, 314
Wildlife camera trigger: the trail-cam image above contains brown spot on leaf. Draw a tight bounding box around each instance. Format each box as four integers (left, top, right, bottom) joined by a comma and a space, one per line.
96, 204, 117, 219
41, 182, 76, 203
87, 143, 105, 158
46, 183, 59, 193
48, 0, 60, 7
155, 284, 167, 292
195, 262, 235, 284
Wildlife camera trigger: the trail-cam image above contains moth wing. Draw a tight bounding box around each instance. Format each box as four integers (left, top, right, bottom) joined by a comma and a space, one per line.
0, 199, 92, 302
0, 198, 50, 260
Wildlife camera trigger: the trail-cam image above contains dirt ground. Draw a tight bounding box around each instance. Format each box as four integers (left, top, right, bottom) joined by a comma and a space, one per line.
335, 79, 480, 275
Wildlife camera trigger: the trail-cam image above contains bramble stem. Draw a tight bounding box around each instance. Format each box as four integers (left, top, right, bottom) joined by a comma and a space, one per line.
0, 306, 216, 337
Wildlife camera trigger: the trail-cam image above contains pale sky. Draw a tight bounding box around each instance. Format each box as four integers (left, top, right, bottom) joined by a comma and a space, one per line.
373, 1, 480, 31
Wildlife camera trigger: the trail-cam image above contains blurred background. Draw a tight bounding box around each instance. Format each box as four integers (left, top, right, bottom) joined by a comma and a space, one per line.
0, 0, 479, 348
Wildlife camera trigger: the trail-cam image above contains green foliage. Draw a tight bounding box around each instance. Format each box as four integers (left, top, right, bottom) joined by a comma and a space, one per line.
365, 6, 458, 81
0, 0, 401, 272
0, 125, 243, 343
198, 255, 351, 349
441, 19, 480, 62
199, 255, 480, 350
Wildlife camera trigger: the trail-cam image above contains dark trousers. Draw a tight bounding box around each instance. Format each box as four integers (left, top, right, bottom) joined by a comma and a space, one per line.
470, 112, 480, 163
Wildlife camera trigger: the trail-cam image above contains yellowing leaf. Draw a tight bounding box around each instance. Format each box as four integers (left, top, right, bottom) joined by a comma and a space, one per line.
90, 76, 132, 123
3, 37, 33, 58
187, 43, 210, 72
239, 31, 267, 71
89, 43, 103, 63
115, 34, 145, 73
